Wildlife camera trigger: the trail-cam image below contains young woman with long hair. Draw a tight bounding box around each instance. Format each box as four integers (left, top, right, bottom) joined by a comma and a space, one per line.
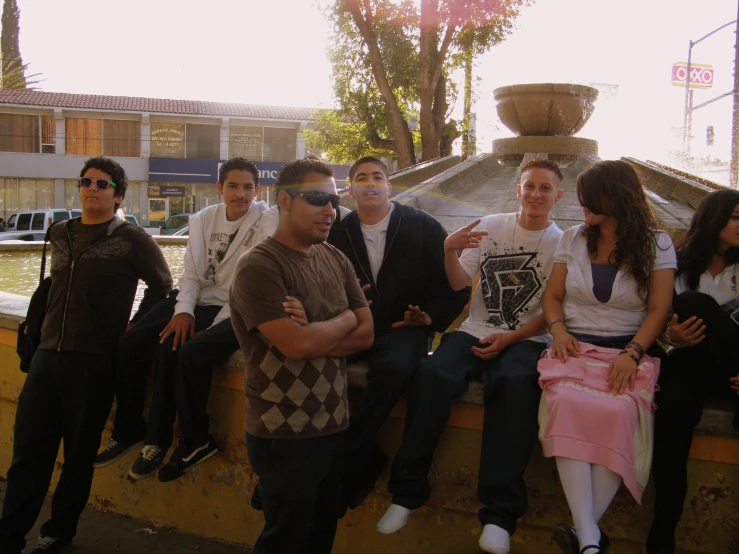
540, 160, 676, 554
647, 188, 739, 554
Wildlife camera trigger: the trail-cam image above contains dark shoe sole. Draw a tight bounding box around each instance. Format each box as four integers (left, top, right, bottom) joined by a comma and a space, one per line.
158, 446, 218, 482
552, 524, 578, 554
92, 441, 144, 469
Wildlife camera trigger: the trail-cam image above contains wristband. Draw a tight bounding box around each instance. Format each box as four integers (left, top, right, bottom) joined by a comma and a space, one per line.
547, 319, 565, 332
620, 350, 640, 365
625, 340, 644, 359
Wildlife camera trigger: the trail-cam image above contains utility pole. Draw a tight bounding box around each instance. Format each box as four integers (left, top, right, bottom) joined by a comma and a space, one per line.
731, 1, 739, 188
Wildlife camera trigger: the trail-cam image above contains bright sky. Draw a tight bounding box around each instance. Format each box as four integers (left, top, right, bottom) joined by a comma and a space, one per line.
15, 0, 739, 177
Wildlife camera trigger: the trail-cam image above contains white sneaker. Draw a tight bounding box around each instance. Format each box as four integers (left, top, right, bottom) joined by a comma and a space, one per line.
376, 504, 416, 534
479, 524, 510, 554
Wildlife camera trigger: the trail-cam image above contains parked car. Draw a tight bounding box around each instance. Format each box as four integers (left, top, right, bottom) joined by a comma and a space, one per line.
0, 230, 47, 242
5, 209, 73, 232
171, 225, 189, 237
162, 214, 191, 235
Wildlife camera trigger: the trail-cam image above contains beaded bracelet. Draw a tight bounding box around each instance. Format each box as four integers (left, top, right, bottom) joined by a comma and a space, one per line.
620, 350, 640, 365
625, 340, 645, 358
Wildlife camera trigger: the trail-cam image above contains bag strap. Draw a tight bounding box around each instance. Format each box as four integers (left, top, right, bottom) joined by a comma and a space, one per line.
39, 221, 61, 287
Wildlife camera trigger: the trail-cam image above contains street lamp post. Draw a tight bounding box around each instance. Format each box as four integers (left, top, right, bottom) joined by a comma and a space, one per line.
683, 17, 739, 151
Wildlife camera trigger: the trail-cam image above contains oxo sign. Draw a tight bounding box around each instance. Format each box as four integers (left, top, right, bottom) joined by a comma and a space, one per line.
672, 62, 714, 89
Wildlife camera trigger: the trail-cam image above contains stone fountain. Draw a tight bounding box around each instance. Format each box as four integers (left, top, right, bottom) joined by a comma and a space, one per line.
388, 82, 699, 237
492, 83, 599, 165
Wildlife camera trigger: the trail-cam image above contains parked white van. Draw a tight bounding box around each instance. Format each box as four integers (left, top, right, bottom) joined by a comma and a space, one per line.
4, 209, 74, 233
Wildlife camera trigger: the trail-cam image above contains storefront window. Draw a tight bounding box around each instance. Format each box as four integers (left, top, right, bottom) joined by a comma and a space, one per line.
0, 113, 40, 153
151, 122, 185, 158
185, 123, 220, 160
230, 125, 262, 159
263, 127, 297, 162
0, 178, 54, 219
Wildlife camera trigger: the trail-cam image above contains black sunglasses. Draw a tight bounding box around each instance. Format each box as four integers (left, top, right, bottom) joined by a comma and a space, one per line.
286, 190, 340, 209
78, 177, 117, 190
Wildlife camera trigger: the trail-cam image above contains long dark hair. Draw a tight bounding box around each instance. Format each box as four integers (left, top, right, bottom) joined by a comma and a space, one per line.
675, 188, 739, 289
577, 160, 660, 298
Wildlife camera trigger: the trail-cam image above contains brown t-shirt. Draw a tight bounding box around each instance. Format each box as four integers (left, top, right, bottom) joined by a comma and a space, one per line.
230, 236, 368, 439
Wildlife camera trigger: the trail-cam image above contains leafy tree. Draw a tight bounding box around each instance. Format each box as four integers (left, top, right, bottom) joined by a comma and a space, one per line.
1, 0, 41, 89
309, 0, 526, 168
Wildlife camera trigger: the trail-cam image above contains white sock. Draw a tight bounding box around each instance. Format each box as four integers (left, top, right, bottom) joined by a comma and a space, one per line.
479, 524, 510, 554
377, 504, 415, 534
555, 457, 601, 551
592, 463, 622, 523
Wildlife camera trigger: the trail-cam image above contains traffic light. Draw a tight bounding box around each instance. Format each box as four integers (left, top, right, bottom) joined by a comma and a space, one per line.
706, 125, 715, 146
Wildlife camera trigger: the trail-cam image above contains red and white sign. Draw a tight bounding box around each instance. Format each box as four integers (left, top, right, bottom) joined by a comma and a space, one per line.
672, 62, 714, 89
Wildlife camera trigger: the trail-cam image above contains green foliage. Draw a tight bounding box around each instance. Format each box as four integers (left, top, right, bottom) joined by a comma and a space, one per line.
1, 0, 41, 89
1, 55, 41, 89
313, 0, 527, 164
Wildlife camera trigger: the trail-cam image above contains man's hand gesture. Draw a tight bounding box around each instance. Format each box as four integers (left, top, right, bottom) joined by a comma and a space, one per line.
392, 305, 432, 328
444, 219, 488, 251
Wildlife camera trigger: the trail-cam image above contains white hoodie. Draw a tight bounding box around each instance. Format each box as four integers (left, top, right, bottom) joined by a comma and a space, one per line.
173, 199, 269, 326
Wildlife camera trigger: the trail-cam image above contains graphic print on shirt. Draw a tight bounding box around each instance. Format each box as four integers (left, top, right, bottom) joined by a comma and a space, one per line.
479, 251, 543, 329
204, 231, 237, 282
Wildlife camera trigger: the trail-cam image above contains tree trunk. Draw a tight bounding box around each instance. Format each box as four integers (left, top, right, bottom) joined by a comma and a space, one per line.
461, 52, 473, 159
343, 0, 415, 168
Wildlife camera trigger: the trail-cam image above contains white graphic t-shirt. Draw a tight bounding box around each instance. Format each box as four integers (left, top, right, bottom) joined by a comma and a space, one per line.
203, 211, 247, 284
457, 212, 563, 343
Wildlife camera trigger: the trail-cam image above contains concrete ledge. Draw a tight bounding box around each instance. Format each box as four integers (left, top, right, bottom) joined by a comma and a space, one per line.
0, 235, 188, 252
623, 157, 715, 209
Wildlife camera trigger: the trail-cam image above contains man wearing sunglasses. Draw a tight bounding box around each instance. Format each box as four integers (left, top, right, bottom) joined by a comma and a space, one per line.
327, 156, 470, 512
0, 157, 173, 554
93, 157, 269, 483
230, 157, 373, 554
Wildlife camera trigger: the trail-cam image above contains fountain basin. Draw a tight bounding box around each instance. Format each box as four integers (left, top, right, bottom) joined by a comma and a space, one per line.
494, 83, 599, 137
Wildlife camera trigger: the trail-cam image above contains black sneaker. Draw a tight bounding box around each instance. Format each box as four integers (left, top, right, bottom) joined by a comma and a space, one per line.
129, 445, 167, 480
92, 438, 143, 468
30, 536, 71, 553
158, 436, 218, 482
552, 523, 578, 554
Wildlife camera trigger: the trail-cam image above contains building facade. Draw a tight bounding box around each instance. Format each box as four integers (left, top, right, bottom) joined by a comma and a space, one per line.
0, 90, 347, 226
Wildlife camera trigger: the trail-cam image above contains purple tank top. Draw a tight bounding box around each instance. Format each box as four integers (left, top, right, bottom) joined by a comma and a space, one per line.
591, 263, 619, 303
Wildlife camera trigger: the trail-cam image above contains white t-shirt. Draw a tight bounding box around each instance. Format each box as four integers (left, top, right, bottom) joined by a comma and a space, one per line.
554, 224, 677, 337
457, 213, 563, 342
360, 203, 395, 282
675, 262, 738, 306
202, 211, 247, 285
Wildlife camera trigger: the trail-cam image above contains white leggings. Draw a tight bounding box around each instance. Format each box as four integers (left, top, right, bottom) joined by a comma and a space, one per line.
555, 457, 622, 552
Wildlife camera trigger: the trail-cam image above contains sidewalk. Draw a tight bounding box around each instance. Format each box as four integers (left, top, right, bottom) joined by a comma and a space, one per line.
0, 485, 249, 553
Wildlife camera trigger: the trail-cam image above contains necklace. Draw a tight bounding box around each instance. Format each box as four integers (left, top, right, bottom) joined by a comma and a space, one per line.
509, 213, 549, 284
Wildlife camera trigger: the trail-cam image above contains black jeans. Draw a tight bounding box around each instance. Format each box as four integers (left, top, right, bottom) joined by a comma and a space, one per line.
246, 431, 345, 554
175, 318, 240, 447
344, 326, 431, 486
112, 291, 221, 447
388, 331, 545, 534
0, 350, 115, 554
650, 291, 739, 547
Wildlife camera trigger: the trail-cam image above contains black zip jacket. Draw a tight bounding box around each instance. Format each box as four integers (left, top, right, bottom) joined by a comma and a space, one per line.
39, 217, 173, 354
328, 202, 469, 334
